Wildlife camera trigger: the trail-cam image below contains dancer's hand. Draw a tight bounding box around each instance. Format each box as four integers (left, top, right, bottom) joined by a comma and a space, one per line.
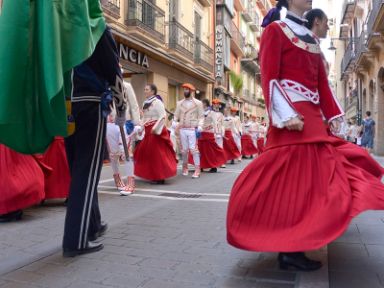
330, 120, 341, 134
284, 117, 304, 131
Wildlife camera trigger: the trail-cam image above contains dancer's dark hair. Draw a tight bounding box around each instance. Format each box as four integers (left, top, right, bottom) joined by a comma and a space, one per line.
304, 9, 327, 30
262, 0, 289, 27
202, 98, 210, 107
147, 84, 157, 95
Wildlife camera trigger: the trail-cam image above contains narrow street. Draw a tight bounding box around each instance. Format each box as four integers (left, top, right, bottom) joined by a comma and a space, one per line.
0, 160, 328, 288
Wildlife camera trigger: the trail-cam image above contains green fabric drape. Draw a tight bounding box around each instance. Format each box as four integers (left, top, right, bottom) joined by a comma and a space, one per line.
0, 0, 106, 154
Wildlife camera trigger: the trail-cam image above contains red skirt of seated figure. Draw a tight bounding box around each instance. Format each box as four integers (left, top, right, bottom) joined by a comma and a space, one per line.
0, 144, 45, 214
41, 137, 71, 199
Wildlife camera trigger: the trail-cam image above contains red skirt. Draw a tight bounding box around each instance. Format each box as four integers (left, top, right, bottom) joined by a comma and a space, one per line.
241, 134, 258, 156
0, 144, 45, 214
328, 135, 384, 178
41, 137, 71, 199
134, 123, 177, 181
257, 138, 265, 154
227, 141, 384, 252
223, 130, 241, 161
189, 132, 227, 169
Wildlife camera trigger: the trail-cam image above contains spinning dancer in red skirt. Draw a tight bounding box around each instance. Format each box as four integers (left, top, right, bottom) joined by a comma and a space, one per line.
223, 107, 241, 165
227, 0, 384, 272
134, 84, 177, 184
241, 115, 258, 159
196, 99, 227, 173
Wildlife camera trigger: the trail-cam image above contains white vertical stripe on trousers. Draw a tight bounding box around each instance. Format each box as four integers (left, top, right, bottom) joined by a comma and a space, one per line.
78, 106, 103, 249
82, 111, 105, 248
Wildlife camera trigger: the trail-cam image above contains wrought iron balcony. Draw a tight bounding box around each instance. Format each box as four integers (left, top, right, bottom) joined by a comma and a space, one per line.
340, 0, 356, 38
242, 0, 254, 22
230, 21, 246, 56
166, 21, 194, 60
244, 45, 257, 59
367, 0, 384, 36
194, 40, 214, 72
126, 0, 165, 43
355, 30, 368, 62
341, 40, 356, 78
249, 10, 260, 32
243, 89, 250, 99
341, 0, 356, 24
241, 45, 259, 72
256, 0, 271, 15
102, 0, 121, 18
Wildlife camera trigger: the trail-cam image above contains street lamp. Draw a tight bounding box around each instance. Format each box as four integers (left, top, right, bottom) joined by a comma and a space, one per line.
327, 37, 359, 51
328, 40, 337, 51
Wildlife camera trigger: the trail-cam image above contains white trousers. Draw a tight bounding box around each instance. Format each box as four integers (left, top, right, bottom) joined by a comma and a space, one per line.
180, 128, 200, 166
110, 154, 134, 177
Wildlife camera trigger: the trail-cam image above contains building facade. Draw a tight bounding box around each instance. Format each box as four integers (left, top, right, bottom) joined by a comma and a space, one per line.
214, 0, 272, 118
102, 0, 215, 113
337, 0, 384, 155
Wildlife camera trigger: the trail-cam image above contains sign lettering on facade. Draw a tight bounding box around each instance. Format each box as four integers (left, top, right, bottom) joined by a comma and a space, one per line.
215, 25, 224, 81
119, 43, 149, 69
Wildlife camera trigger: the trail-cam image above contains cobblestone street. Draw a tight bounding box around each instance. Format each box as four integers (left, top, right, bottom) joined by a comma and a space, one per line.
0, 160, 329, 288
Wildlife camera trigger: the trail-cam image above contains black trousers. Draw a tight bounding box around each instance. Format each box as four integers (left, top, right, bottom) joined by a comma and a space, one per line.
63, 100, 106, 250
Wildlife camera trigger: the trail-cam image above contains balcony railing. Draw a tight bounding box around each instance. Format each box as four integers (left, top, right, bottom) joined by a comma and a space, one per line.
126, 0, 165, 42
244, 45, 257, 59
242, 0, 254, 22
249, 9, 260, 31
166, 21, 194, 60
243, 89, 250, 99
102, 0, 121, 18
341, 0, 356, 24
341, 40, 356, 76
230, 21, 246, 53
194, 40, 214, 72
356, 30, 368, 61
367, 0, 384, 35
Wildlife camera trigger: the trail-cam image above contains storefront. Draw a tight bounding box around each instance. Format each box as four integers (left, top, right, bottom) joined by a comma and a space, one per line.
112, 33, 214, 113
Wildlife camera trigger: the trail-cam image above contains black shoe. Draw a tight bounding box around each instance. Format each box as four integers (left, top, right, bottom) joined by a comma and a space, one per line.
63, 241, 104, 258
209, 168, 218, 173
230, 160, 235, 165
0, 210, 23, 223
278, 252, 322, 271
156, 179, 165, 184
89, 221, 108, 241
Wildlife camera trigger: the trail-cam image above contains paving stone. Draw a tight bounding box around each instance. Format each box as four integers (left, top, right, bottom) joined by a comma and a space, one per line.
329, 271, 383, 288
102, 254, 144, 265
2, 270, 44, 283
140, 279, 208, 288
0, 281, 42, 288
102, 274, 147, 288
212, 277, 295, 288
137, 258, 180, 270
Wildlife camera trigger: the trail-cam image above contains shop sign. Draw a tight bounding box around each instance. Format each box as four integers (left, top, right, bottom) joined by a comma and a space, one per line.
119, 43, 149, 69
215, 25, 224, 82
